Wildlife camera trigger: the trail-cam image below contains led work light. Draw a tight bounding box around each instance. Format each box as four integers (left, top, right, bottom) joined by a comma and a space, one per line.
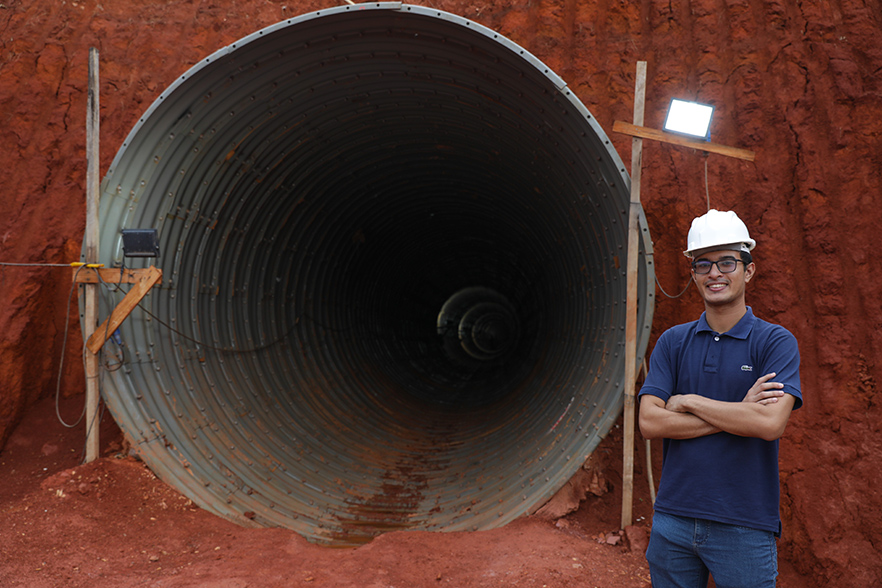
663, 99, 714, 141
120, 229, 160, 258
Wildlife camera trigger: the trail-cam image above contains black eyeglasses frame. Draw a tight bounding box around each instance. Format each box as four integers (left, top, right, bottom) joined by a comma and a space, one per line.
690, 258, 745, 275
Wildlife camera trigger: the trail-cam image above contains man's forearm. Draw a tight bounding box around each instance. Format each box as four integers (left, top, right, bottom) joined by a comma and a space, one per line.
657, 410, 720, 439
669, 393, 795, 441
639, 396, 720, 440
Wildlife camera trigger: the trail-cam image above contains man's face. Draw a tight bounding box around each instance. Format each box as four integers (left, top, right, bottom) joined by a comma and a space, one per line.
690, 249, 755, 308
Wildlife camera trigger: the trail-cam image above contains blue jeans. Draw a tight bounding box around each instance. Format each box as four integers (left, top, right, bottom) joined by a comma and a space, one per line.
646, 512, 778, 588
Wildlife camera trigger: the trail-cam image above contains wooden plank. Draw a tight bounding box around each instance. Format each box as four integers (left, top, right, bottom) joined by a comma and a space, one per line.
86, 266, 162, 355
621, 61, 646, 530
613, 120, 756, 162
74, 266, 164, 285
84, 47, 101, 464
622, 203, 641, 531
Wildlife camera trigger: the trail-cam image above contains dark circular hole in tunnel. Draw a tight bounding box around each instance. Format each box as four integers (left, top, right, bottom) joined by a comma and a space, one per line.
86, 4, 655, 545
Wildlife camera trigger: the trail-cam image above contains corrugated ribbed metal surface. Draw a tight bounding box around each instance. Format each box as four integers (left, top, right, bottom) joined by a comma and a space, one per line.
86, 3, 655, 546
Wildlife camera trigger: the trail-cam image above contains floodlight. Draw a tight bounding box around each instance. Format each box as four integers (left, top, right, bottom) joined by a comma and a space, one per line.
121, 229, 160, 258
663, 99, 714, 141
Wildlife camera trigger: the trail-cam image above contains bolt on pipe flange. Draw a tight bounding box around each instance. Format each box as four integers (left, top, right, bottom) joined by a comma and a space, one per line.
87, 3, 655, 546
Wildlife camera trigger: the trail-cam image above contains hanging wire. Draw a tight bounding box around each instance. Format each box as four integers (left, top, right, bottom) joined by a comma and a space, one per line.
637, 358, 657, 505
95, 273, 297, 354
12, 258, 280, 449
650, 154, 710, 300
0, 226, 120, 454
78, 386, 107, 461
40, 262, 110, 464
655, 273, 692, 299
55, 265, 88, 428
0, 259, 105, 442
133, 299, 298, 353
704, 155, 711, 211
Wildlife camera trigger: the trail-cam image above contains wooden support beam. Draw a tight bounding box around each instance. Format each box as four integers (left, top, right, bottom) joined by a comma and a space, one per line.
621, 61, 646, 530
613, 120, 756, 162
86, 266, 162, 355
84, 47, 100, 463
73, 266, 164, 285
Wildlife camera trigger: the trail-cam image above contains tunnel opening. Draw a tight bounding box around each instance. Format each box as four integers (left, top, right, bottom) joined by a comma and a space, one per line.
87, 3, 655, 545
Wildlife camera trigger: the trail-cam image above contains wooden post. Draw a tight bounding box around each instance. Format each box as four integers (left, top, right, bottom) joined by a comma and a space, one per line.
621, 60, 646, 529
84, 47, 100, 463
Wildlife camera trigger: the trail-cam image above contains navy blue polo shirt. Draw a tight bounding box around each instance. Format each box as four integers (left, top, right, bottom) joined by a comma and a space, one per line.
639, 307, 802, 534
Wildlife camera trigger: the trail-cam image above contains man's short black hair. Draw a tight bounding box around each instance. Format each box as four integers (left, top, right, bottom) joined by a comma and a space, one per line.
740, 250, 753, 265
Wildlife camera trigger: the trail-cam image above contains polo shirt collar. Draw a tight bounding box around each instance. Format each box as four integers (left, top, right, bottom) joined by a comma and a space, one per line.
696, 306, 756, 339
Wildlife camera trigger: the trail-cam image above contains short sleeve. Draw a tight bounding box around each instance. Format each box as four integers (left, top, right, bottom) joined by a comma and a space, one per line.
639, 329, 676, 402
761, 327, 802, 410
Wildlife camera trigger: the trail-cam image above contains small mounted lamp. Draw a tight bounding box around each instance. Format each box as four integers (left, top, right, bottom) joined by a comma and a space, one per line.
663, 99, 714, 141
120, 229, 160, 258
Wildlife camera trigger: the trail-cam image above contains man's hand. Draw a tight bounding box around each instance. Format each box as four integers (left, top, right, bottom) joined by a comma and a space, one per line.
668, 373, 784, 411
639, 395, 721, 440
742, 372, 785, 405
664, 394, 690, 413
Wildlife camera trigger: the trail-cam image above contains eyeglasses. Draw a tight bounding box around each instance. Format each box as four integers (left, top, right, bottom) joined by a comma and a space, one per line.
691, 258, 744, 275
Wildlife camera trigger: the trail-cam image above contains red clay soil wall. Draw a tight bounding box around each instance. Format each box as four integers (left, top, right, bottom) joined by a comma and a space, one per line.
1, 0, 880, 584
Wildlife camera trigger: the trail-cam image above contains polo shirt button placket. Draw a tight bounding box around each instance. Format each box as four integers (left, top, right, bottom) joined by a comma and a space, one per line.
704, 333, 722, 372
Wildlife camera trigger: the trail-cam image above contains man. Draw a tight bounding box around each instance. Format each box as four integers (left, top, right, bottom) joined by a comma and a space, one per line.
638, 209, 802, 588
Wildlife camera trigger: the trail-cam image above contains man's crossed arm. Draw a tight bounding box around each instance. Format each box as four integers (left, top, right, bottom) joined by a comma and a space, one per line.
639, 373, 795, 442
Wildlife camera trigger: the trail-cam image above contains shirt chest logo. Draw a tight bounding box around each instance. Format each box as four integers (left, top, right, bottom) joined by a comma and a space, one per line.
741, 365, 753, 372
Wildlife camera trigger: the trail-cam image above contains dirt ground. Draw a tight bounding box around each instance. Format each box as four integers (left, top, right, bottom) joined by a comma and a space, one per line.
0, 395, 814, 588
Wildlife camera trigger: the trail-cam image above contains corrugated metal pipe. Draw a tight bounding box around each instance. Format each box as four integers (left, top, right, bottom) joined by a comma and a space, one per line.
87, 3, 655, 546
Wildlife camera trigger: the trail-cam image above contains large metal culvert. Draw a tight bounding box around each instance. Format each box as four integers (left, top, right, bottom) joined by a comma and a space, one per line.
87, 3, 655, 545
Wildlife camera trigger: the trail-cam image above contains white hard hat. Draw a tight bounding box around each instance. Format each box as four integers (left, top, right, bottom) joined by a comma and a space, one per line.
683, 209, 756, 257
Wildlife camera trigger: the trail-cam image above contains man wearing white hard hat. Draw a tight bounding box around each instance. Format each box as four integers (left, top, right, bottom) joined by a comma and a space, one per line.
638, 210, 802, 588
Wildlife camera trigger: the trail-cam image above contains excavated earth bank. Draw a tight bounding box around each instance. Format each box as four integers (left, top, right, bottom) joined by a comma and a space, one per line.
1, 0, 881, 586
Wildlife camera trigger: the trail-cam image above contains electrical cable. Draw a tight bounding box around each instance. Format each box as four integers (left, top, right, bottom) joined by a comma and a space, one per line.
135, 301, 297, 353
644, 252, 692, 300
55, 265, 88, 428
48, 262, 111, 464
78, 389, 107, 463
640, 358, 657, 505
704, 155, 711, 211
96, 274, 296, 354
0, 262, 75, 267
51, 262, 294, 445
655, 273, 692, 299
652, 154, 710, 300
